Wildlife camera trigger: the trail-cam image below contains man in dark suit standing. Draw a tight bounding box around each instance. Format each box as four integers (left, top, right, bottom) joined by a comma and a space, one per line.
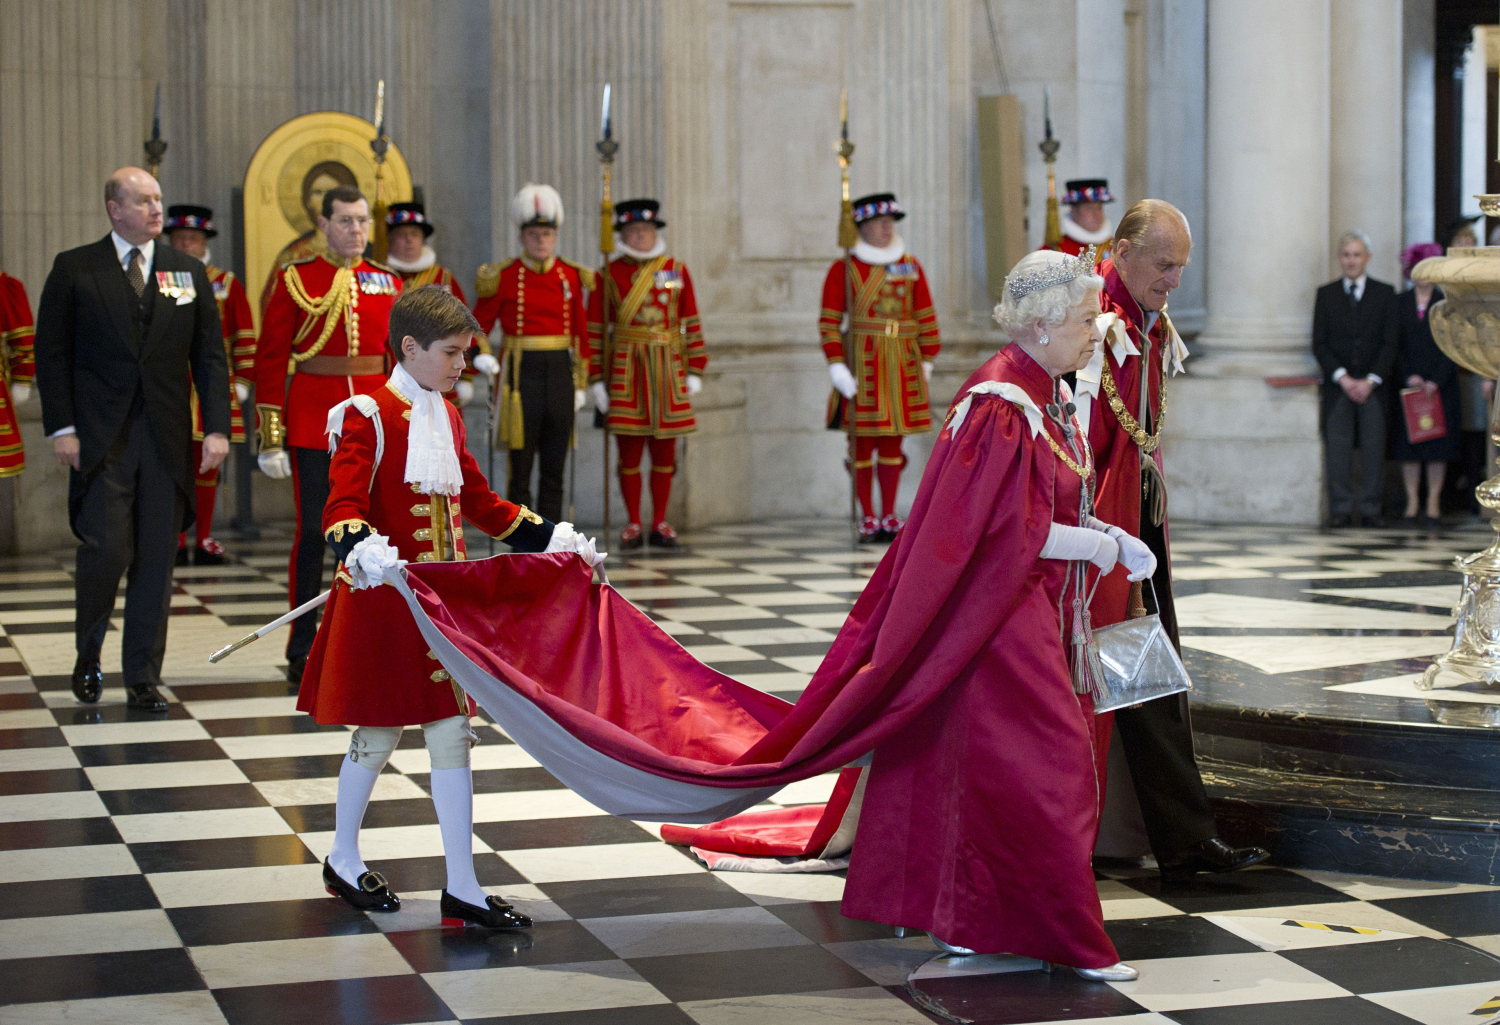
34, 167, 232, 711
1313, 230, 1399, 527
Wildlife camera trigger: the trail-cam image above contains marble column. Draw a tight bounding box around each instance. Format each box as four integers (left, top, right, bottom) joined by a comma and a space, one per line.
1167, 0, 1331, 524
1331, 0, 1404, 283
1403, 0, 1435, 248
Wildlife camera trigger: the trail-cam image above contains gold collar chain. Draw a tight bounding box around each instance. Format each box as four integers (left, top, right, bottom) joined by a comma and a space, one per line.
1099, 341, 1167, 454
1040, 413, 1094, 484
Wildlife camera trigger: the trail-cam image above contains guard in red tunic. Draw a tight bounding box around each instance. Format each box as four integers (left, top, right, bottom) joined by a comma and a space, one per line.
383, 201, 496, 406
307, 285, 601, 928
0, 272, 35, 479
1050, 179, 1116, 260
473, 184, 591, 522
586, 199, 706, 548
1079, 199, 1267, 880
819, 193, 940, 542
255, 186, 401, 686
164, 205, 256, 565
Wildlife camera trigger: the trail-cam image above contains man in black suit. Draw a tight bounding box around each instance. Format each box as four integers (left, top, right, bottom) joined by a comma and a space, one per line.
34, 167, 231, 712
1312, 230, 1399, 527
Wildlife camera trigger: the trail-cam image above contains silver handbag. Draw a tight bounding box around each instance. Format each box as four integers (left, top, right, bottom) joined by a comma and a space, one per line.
1090, 583, 1192, 714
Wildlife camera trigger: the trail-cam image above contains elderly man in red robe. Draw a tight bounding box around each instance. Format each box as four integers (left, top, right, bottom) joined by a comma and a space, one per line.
1077, 199, 1268, 880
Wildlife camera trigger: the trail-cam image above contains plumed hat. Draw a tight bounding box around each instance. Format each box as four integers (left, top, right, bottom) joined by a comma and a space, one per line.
512, 184, 564, 230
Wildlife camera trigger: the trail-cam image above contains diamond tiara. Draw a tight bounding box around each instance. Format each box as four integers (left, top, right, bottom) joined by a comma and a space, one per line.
1005, 245, 1098, 303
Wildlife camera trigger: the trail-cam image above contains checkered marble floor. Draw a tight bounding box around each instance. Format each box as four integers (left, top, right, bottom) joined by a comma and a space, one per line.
3, 517, 1500, 1024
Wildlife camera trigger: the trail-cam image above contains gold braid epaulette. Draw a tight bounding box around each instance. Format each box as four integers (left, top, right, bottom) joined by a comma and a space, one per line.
1100, 340, 1167, 454
282, 263, 358, 365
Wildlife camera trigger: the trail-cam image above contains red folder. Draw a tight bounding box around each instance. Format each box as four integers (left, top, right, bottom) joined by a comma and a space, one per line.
1401, 386, 1448, 444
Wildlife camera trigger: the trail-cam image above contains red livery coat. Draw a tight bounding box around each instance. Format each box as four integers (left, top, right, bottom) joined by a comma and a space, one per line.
0, 273, 35, 478
256, 254, 401, 451
818, 254, 940, 435
190, 265, 255, 444
586, 255, 706, 437
299, 380, 547, 727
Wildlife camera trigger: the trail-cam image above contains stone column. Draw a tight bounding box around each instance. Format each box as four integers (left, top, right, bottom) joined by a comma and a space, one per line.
1331, 0, 1404, 283
1403, 0, 1436, 247
1166, 0, 1331, 524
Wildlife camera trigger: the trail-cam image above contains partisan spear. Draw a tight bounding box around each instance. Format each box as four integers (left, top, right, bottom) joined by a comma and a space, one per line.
1040, 85, 1062, 250
144, 83, 167, 179
597, 83, 619, 537
370, 80, 392, 262
835, 89, 859, 536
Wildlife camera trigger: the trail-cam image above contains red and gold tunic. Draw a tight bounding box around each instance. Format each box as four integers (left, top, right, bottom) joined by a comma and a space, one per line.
819, 254, 940, 436
255, 254, 400, 451
0, 273, 35, 478
586, 255, 706, 437
190, 265, 255, 444
474, 255, 593, 444
299, 380, 553, 727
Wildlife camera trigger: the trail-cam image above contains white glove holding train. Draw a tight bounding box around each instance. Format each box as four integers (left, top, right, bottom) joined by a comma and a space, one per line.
544, 522, 607, 568
346, 532, 405, 591
1038, 517, 1157, 582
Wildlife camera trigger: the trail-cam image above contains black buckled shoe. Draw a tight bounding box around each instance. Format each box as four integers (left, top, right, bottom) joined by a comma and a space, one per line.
125, 683, 169, 713
648, 522, 679, 548
1159, 837, 1270, 881
619, 524, 644, 550
193, 538, 228, 566
440, 889, 532, 929
323, 859, 400, 913
285, 653, 307, 690
71, 658, 103, 704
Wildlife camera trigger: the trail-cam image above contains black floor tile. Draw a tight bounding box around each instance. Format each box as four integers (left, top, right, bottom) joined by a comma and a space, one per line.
373, 853, 527, 892
766, 900, 899, 943
464, 1006, 699, 1025
0, 726, 66, 749
460, 767, 567, 794
72, 738, 228, 765
129, 833, 318, 873
1103, 915, 1261, 960
0, 766, 92, 795
386, 918, 614, 973
1126, 868, 1355, 914
736, 642, 836, 659
1166, 996, 1425, 1025
691, 660, 777, 677
0, 874, 160, 919
49, 702, 194, 726
1279, 936, 1500, 993
0, 815, 121, 850
236, 753, 369, 781
1372, 890, 1500, 937
475, 815, 656, 851
278, 797, 436, 833
169, 680, 300, 701
100, 782, 269, 815
626, 943, 873, 1002
892, 969, 1147, 1024
3, 621, 88, 635
0, 691, 45, 709
204, 714, 341, 738
212, 974, 453, 1025
169, 897, 380, 946
539, 874, 757, 920
0, 947, 203, 1005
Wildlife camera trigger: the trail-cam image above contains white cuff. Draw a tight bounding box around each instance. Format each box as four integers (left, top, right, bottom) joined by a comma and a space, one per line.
48, 426, 76, 439
1039, 522, 1106, 562
1331, 368, 1347, 383
1366, 373, 1382, 386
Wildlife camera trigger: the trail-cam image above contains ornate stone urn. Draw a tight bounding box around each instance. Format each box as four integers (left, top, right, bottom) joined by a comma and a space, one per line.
1413, 241, 1500, 688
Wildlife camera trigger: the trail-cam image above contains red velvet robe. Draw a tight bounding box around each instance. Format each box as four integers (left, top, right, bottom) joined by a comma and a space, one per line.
0, 273, 35, 478
840, 343, 1117, 967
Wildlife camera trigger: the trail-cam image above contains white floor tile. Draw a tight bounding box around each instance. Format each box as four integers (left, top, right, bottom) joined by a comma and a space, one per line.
613, 585, 720, 601
112, 806, 294, 844
1181, 634, 1453, 674
717, 871, 847, 905
0, 746, 78, 772
1111, 951, 1350, 1011
58, 719, 210, 747
1324, 674, 1500, 705
1196, 555, 1316, 570
188, 932, 413, 988
215, 730, 354, 761
1175, 592, 1452, 631
0, 843, 139, 883
1293, 869, 1500, 902
728, 591, 848, 607
298, 823, 491, 860
681, 645, 769, 664
1169, 566, 1272, 581
0, 789, 108, 822
1309, 585, 1461, 609
713, 627, 837, 646
783, 612, 853, 629
472, 788, 610, 822
84, 759, 250, 791
0, 909, 180, 960
732, 672, 813, 695
679, 986, 935, 1025
671, 573, 787, 586
1202, 911, 1420, 950
252, 772, 429, 807
580, 905, 812, 958
771, 655, 826, 673
0, 991, 230, 1025
147, 862, 328, 908
1364, 979, 1500, 1024
500, 841, 705, 883
653, 605, 778, 623
767, 774, 839, 805
423, 960, 670, 1019
0, 707, 58, 729
181, 695, 301, 719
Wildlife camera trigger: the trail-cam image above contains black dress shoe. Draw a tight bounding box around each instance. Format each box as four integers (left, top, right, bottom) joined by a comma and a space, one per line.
323, 859, 400, 912
125, 683, 169, 713
174, 545, 190, 567
440, 889, 532, 929
1329, 514, 1355, 529
285, 653, 307, 687
192, 539, 228, 566
71, 658, 103, 704
1159, 837, 1270, 881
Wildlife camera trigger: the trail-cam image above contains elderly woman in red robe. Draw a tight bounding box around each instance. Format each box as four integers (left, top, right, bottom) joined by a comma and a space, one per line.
837, 248, 1154, 979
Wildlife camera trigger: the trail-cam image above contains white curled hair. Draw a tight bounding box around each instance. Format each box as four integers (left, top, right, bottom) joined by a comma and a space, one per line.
992, 250, 1104, 340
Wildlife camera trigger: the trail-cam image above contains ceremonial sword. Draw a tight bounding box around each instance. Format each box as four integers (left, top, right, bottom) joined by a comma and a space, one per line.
208, 590, 329, 663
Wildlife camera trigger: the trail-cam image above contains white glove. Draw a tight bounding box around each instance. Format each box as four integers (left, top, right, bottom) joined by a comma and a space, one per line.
923, 361, 933, 383
347, 532, 403, 590
574, 389, 587, 412
234, 381, 251, 404
1086, 517, 1157, 582
455, 379, 475, 406
9, 383, 30, 405
1039, 521, 1119, 575
473, 353, 500, 377
828, 362, 857, 399
257, 449, 292, 479
544, 521, 607, 568
591, 381, 610, 412
685, 374, 703, 396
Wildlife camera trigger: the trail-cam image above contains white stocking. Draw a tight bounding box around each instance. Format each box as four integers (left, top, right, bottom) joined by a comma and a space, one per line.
328, 754, 381, 885
429, 766, 488, 906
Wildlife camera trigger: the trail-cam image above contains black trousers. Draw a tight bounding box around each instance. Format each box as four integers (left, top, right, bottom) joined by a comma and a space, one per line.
1111, 505, 1219, 862
287, 446, 331, 663
506, 350, 575, 522
1324, 388, 1387, 519
72, 415, 184, 687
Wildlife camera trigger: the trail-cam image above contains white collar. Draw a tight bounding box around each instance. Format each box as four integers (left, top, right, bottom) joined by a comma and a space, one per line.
615, 237, 666, 261
1344, 274, 1367, 296
852, 235, 905, 265
388, 363, 464, 496
111, 231, 154, 272
1061, 214, 1114, 245
197, 248, 212, 267
386, 245, 437, 273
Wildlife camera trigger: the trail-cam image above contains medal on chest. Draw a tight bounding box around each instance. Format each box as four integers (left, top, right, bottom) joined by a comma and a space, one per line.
357, 270, 398, 295
155, 271, 196, 300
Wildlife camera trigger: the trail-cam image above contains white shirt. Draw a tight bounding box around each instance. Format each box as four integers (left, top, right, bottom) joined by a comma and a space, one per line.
50, 233, 160, 440
1331, 274, 1379, 385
